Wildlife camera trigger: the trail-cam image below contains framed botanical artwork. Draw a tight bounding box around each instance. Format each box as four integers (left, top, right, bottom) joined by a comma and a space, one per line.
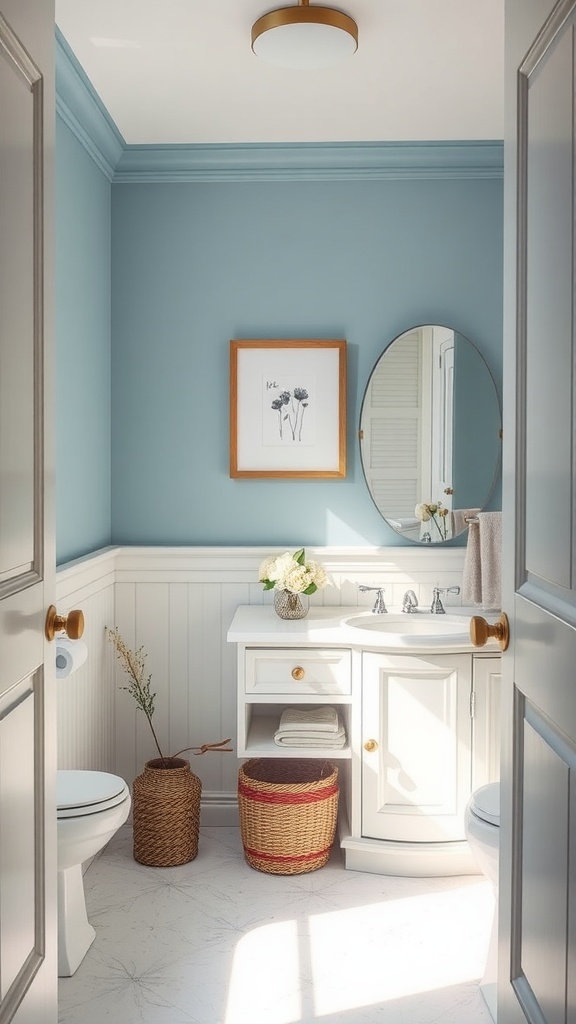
230, 339, 347, 478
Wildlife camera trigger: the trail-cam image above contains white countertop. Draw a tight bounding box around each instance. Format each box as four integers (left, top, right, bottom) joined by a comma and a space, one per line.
227, 604, 499, 652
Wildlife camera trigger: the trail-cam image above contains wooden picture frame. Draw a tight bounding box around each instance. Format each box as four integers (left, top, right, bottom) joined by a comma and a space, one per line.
230, 339, 347, 478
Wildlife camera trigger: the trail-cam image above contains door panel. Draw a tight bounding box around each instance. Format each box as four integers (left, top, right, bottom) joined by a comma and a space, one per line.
501, 1, 576, 1021
0, 682, 36, 996
0, 2, 55, 1022
519, 720, 568, 1023
0, 29, 36, 582
524, 18, 574, 596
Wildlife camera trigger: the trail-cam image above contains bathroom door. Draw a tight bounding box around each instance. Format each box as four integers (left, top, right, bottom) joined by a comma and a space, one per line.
499, 1, 576, 1021
0, 2, 57, 1022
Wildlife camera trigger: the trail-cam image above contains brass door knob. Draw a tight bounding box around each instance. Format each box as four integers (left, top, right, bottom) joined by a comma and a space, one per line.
470, 612, 510, 652
45, 605, 85, 642
291, 666, 305, 681
364, 739, 379, 752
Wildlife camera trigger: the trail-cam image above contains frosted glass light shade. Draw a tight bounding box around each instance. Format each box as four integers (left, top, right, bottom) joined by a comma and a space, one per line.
252, 5, 358, 69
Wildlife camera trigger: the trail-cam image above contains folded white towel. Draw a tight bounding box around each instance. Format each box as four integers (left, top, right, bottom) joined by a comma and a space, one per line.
274, 727, 346, 748
278, 706, 340, 733
462, 511, 502, 610
387, 517, 420, 532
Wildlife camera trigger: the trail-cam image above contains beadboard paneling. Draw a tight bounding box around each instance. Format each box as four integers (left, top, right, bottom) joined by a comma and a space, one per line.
56, 545, 467, 824
55, 548, 118, 771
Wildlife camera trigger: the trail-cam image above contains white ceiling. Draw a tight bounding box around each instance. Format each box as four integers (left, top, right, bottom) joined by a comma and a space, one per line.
55, 0, 504, 147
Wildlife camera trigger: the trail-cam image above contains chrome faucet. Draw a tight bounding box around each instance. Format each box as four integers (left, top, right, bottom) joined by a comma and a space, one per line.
402, 590, 419, 613
430, 586, 461, 614
359, 585, 387, 614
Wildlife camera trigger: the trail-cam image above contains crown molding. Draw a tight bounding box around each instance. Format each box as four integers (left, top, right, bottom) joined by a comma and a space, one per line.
55, 27, 125, 181
55, 29, 503, 184
114, 140, 503, 183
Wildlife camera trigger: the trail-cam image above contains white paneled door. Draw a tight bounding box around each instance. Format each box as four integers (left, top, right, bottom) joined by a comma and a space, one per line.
0, 2, 56, 1022
500, 1, 576, 1021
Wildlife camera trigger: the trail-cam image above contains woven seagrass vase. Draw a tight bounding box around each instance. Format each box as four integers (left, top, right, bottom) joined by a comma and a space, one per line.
132, 757, 202, 867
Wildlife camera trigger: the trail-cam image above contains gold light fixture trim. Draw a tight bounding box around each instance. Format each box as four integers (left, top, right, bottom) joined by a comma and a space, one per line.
252, 0, 358, 64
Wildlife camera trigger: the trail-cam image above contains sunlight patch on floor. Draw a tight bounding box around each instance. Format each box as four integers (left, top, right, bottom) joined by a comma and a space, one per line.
309, 883, 493, 1016
226, 919, 302, 1024
224, 881, 494, 1023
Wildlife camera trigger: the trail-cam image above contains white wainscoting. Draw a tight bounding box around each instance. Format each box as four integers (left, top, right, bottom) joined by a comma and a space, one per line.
56, 545, 466, 824
55, 547, 118, 772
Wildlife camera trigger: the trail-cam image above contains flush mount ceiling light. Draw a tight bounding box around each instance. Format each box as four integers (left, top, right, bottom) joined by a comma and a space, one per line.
251, 0, 358, 69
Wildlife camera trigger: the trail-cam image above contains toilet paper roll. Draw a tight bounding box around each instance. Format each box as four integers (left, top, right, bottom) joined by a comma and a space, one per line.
55, 638, 88, 679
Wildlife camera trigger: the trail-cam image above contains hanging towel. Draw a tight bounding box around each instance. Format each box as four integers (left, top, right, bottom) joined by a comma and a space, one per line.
277, 706, 340, 733
451, 508, 481, 537
462, 511, 502, 610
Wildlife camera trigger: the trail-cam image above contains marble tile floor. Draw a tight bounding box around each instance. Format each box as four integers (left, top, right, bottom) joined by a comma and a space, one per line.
58, 825, 495, 1024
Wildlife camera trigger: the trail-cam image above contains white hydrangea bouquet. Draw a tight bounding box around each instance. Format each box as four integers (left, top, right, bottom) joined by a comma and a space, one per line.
259, 548, 329, 618
259, 547, 328, 595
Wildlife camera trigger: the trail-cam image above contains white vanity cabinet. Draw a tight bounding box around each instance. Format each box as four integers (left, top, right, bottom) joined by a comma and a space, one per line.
361, 651, 474, 844
360, 651, 501, 846
349, 649, 501, 874
228, 606, 501, 876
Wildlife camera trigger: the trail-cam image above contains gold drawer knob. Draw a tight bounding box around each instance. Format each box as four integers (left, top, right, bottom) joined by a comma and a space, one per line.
291, 666, 305, 681
364, 739, 378, 752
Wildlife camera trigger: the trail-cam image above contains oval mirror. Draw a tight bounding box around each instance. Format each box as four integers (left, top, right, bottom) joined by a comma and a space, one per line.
359, 325, 501, 543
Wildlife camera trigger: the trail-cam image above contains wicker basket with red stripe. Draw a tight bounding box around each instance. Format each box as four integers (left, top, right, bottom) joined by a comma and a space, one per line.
238, 758, 339, 874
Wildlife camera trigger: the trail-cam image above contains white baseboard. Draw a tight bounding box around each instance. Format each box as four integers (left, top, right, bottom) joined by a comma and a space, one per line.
201, 793, 239, 827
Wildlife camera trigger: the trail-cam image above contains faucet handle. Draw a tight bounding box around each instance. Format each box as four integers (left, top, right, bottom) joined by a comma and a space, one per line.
359, 585, 387, 614
430, 585, 460, 614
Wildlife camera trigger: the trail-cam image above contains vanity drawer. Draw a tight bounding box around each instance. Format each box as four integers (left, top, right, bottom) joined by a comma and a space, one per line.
245, 648, 351, 695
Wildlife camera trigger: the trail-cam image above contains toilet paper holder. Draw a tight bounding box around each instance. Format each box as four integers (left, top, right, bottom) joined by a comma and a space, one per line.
45, 605, 85, 642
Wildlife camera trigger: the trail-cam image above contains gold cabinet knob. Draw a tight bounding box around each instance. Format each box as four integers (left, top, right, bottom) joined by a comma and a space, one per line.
291, 666, 305, 681
45, 605, 85, 642
470, 612, 510, 652
364, 739, 379, 752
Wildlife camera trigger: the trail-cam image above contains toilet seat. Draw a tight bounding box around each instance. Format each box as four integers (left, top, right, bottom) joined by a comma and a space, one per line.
470, 782, 500, 827
57, 771, 129, 819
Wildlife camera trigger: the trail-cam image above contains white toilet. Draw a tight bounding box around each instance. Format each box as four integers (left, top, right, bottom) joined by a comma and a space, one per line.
57, 770, 131, 977
464, 782, 500, 1022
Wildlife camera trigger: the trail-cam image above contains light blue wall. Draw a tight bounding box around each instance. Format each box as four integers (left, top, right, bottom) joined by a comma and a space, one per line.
110, 177, 503, 546
56, 117, 112, 564
453, 335, 502, 512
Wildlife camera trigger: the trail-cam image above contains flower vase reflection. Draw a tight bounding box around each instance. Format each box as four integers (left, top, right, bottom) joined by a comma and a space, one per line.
415, 502, 450, 542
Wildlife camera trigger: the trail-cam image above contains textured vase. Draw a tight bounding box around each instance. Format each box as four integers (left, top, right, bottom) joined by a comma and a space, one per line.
132, 757, 202, 866
273, 590, 309, 619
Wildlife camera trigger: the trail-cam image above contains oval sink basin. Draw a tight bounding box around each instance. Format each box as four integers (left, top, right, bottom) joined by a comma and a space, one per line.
345, 613, 471, 644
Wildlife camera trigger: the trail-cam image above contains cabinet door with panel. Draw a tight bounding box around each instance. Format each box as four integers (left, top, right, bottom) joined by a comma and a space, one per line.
361, 652, 473, 843
471, 655, 501, 790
